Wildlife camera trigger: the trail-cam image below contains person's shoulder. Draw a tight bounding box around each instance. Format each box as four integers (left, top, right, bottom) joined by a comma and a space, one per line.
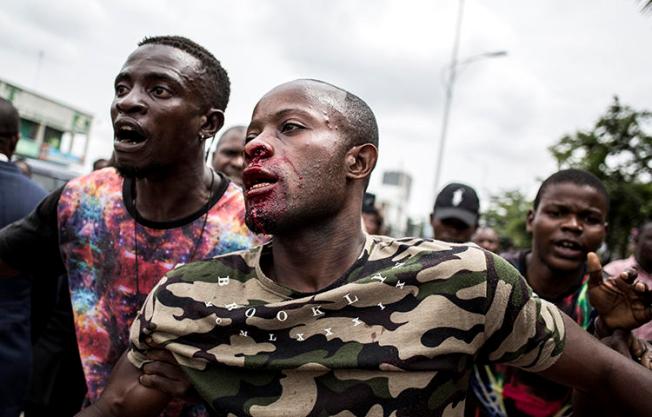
65, 167, 121, 192
166, 244, 263, 285
368, 235, 491, 278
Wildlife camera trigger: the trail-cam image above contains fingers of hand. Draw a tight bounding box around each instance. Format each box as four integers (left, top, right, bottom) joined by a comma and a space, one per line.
621, 269, 638, 284
139, 373, 190, 397
145, 349, 176, 364
142, 360, 185, 381
641, 345, 652, 370
628, 334, 645, 357
587, 252, 603, 287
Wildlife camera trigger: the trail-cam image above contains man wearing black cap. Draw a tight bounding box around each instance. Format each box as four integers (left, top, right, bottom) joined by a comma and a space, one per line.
430, 182, 480, 243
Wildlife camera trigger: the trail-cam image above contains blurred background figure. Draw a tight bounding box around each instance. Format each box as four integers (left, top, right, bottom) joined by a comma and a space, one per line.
362, 192, 384, 235
472, 226, 500, 253
0, 97, 47, 417
14, 157, 32, 178
430, 182, 479, 243
604, 219, 652, 340
92, 158, 110, 171
211, 125, 245, 187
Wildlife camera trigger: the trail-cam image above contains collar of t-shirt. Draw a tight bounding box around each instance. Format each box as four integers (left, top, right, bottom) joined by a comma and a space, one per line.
0, 154, 9, 163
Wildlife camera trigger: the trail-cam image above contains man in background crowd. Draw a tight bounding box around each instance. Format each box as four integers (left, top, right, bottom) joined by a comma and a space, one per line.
430, 182, 479, 243
472, 226, 500, 253
362, 192, 384, 234
471, 169, 652, 417
0, 97, 47, 417
605, 219, 652, 341
211, 125, 245, 187
92, 158, 111, 171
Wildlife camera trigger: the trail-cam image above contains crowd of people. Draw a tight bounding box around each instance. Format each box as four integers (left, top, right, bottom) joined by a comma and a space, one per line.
0, 35, 651, 417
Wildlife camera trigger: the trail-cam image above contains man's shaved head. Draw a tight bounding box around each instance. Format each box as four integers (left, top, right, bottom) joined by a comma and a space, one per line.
273, 79, 379, 150
216, 125, 246, 148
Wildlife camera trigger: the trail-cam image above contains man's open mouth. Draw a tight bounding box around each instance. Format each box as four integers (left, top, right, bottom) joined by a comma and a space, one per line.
243, 167, 278, 194
115, 124, 147, 144
552, 239, 585, 258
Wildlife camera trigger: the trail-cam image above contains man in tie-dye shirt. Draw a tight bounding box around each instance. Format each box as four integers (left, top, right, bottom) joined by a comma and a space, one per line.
82, 80, 652, 417
0, 36, 263, 417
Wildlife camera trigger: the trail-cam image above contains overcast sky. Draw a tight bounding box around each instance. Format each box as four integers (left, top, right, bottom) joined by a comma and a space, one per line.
1, 0, 650, 221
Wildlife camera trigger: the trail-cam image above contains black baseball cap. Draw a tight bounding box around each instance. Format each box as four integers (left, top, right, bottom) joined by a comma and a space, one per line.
433, 183, 480, 227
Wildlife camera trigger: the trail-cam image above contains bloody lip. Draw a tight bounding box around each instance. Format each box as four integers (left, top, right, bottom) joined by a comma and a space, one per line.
242, 166, 278, 198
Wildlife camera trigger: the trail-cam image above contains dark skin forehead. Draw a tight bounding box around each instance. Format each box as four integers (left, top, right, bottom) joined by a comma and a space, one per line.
537, 182, 608, 219
251, 80, 347, 127
115, 44, 206, 103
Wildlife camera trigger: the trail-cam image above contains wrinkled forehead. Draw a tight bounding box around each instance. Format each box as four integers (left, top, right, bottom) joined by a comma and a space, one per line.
255, 80, 347, 118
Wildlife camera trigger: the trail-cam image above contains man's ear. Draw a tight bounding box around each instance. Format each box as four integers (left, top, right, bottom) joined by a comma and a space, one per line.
345, 143, 378, 181
526, 209, 535, 233
198, 108, 225, 141
9, 134, 19, 154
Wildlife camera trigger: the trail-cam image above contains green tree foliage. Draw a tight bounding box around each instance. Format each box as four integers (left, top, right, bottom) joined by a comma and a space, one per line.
549, 97, 652, 257
483, 190, 532, 251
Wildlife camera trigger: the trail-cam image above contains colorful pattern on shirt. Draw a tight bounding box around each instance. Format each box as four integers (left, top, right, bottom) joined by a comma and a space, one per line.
471, 250, 593, 417
57, 168, 262, 416
129, 236, 565, 417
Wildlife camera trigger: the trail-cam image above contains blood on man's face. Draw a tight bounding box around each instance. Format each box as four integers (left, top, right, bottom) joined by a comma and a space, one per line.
241, 81, 350, 235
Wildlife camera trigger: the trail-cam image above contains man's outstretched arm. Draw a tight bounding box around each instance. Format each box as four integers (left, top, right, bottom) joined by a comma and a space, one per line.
76, 353, 171, 417
539, 313, 652, 417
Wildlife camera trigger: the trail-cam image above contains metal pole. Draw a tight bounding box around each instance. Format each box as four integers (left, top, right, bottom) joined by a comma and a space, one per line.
433, 0, 465, 197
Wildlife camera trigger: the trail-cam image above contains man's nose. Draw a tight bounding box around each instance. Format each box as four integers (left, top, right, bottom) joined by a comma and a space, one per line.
561, 215, 583, 233
114, 88, 147, 114
244, 134, 273, 163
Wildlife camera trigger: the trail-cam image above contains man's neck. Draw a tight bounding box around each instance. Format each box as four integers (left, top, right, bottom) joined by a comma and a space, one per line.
133, 162, 217, 223
267, 215, 367, 293
525, 251, 584, 300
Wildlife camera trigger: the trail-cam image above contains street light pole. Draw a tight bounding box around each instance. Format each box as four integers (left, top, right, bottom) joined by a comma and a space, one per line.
433, 0, 465, 197
433, 0, 507, 197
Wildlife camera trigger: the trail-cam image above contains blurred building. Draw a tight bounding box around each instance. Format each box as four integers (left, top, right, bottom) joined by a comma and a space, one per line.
373, 170, 412, 236
0, 78, 91, 189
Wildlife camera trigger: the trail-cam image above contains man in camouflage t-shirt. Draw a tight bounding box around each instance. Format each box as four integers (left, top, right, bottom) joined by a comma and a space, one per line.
127, 236, 564, 416
80, 79, 652, 417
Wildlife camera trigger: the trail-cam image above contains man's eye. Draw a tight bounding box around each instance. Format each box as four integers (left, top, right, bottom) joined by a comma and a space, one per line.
281, 122, 303, 133
245, 133, 258, 143
547, 210, 561, 218
115, 85, 129, 96
584, 216, 603, 225
151, 86, 171, 98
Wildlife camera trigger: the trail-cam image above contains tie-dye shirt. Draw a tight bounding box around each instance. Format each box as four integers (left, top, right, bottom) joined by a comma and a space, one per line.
129, 236, 565, 417
3, 167, 262, 417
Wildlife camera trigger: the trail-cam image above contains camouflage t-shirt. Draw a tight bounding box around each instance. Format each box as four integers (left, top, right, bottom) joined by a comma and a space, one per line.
129, 236, 565, 417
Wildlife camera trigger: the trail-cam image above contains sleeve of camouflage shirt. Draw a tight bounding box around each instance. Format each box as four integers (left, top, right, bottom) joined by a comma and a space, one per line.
478, 252, 566, 372
127, 272, 212, 372
128, 275, 168, 370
